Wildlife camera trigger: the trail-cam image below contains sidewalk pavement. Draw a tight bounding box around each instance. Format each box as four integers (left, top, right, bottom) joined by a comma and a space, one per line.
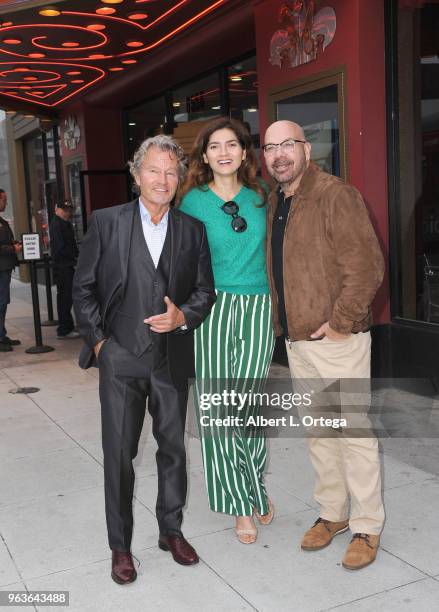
1, 279, 439, 612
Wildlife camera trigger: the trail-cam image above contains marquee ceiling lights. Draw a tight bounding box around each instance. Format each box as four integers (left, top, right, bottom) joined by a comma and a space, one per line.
0, 0, 228, 109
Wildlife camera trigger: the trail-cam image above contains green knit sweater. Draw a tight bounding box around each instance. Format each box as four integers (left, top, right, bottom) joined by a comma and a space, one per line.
179, 185, 269, 295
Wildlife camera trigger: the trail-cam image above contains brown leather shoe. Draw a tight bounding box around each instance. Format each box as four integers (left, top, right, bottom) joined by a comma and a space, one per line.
342, 533, 380, 570
301, 517, 349, 551
111, 551, 137, 585
158, 535, 199, 565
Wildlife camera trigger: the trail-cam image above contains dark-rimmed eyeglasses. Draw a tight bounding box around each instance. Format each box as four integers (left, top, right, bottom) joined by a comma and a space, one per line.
221, 201, 247, 233
262, 138, 307, 155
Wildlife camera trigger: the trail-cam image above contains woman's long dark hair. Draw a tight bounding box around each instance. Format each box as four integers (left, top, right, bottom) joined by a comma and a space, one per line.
177, 117, 266, 206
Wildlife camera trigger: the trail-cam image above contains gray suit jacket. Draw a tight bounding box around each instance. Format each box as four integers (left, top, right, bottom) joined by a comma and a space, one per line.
73, 200, 216, 387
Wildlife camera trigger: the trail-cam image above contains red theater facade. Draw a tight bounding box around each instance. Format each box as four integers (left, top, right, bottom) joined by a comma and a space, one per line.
0, 0, 438, 377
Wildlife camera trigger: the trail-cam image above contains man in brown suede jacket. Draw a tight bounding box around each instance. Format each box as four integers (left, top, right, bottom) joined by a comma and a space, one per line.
263, 120, 385, 570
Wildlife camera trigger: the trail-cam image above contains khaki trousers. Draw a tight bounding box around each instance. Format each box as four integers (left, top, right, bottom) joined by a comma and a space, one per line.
286, 332, 385, 535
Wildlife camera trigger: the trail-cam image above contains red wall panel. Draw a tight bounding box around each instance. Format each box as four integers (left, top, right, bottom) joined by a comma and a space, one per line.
60, 103, 126, 216
254, 0, 390, 324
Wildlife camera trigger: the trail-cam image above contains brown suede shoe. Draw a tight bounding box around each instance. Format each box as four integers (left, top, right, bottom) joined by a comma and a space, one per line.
342, 533, 380, 570
158, 535, 199, 565
301, 517, 349, 551
111, 551, 137, 585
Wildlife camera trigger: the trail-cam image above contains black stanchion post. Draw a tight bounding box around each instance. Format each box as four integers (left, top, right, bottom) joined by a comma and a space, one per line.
25, 260, 54, 354
41, 254, 58, 327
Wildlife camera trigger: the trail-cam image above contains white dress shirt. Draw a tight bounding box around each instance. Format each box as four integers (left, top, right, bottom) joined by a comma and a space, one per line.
138, 199, 169, 268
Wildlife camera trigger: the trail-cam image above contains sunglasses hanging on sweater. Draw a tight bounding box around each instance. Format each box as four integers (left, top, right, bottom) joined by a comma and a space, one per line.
221, 201, 247, 233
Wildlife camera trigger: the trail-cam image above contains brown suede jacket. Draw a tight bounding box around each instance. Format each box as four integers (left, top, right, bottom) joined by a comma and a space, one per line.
266, 162, 385, 340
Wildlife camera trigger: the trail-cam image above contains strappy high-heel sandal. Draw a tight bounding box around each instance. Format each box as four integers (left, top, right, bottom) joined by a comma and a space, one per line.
235, 527, 258, 544
235, 517, 258, 544
254, 499, 275, 525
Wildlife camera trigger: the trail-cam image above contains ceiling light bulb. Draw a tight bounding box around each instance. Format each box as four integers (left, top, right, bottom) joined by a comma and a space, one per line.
128, 13, 148, 20
38, 8, 60, 17
96, 7, 116, 15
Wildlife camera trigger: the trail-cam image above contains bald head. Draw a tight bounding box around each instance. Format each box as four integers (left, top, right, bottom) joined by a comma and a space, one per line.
264, 120, 305, 144
263, 120, 311, 195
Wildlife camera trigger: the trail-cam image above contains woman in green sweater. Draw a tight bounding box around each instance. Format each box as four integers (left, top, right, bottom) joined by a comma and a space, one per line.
178, 117, 275, 544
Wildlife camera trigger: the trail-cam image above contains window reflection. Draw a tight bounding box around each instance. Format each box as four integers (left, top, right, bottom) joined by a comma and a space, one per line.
172, 73, 221, 124
397, 2, 439, 322
126, 96, 167, 160
276, 84, 340, 177
228, 56, 260, 148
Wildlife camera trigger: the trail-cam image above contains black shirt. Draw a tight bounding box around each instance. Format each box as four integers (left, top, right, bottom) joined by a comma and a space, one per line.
0, 216, 18, 272
271, 191, 293, 338
49, 215, 78, 268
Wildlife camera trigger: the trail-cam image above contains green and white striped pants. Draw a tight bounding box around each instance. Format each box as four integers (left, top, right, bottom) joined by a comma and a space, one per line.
194, 291, 275, 516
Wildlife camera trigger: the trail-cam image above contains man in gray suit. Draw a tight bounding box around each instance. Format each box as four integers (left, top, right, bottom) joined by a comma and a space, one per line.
73, 135, 215, 584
